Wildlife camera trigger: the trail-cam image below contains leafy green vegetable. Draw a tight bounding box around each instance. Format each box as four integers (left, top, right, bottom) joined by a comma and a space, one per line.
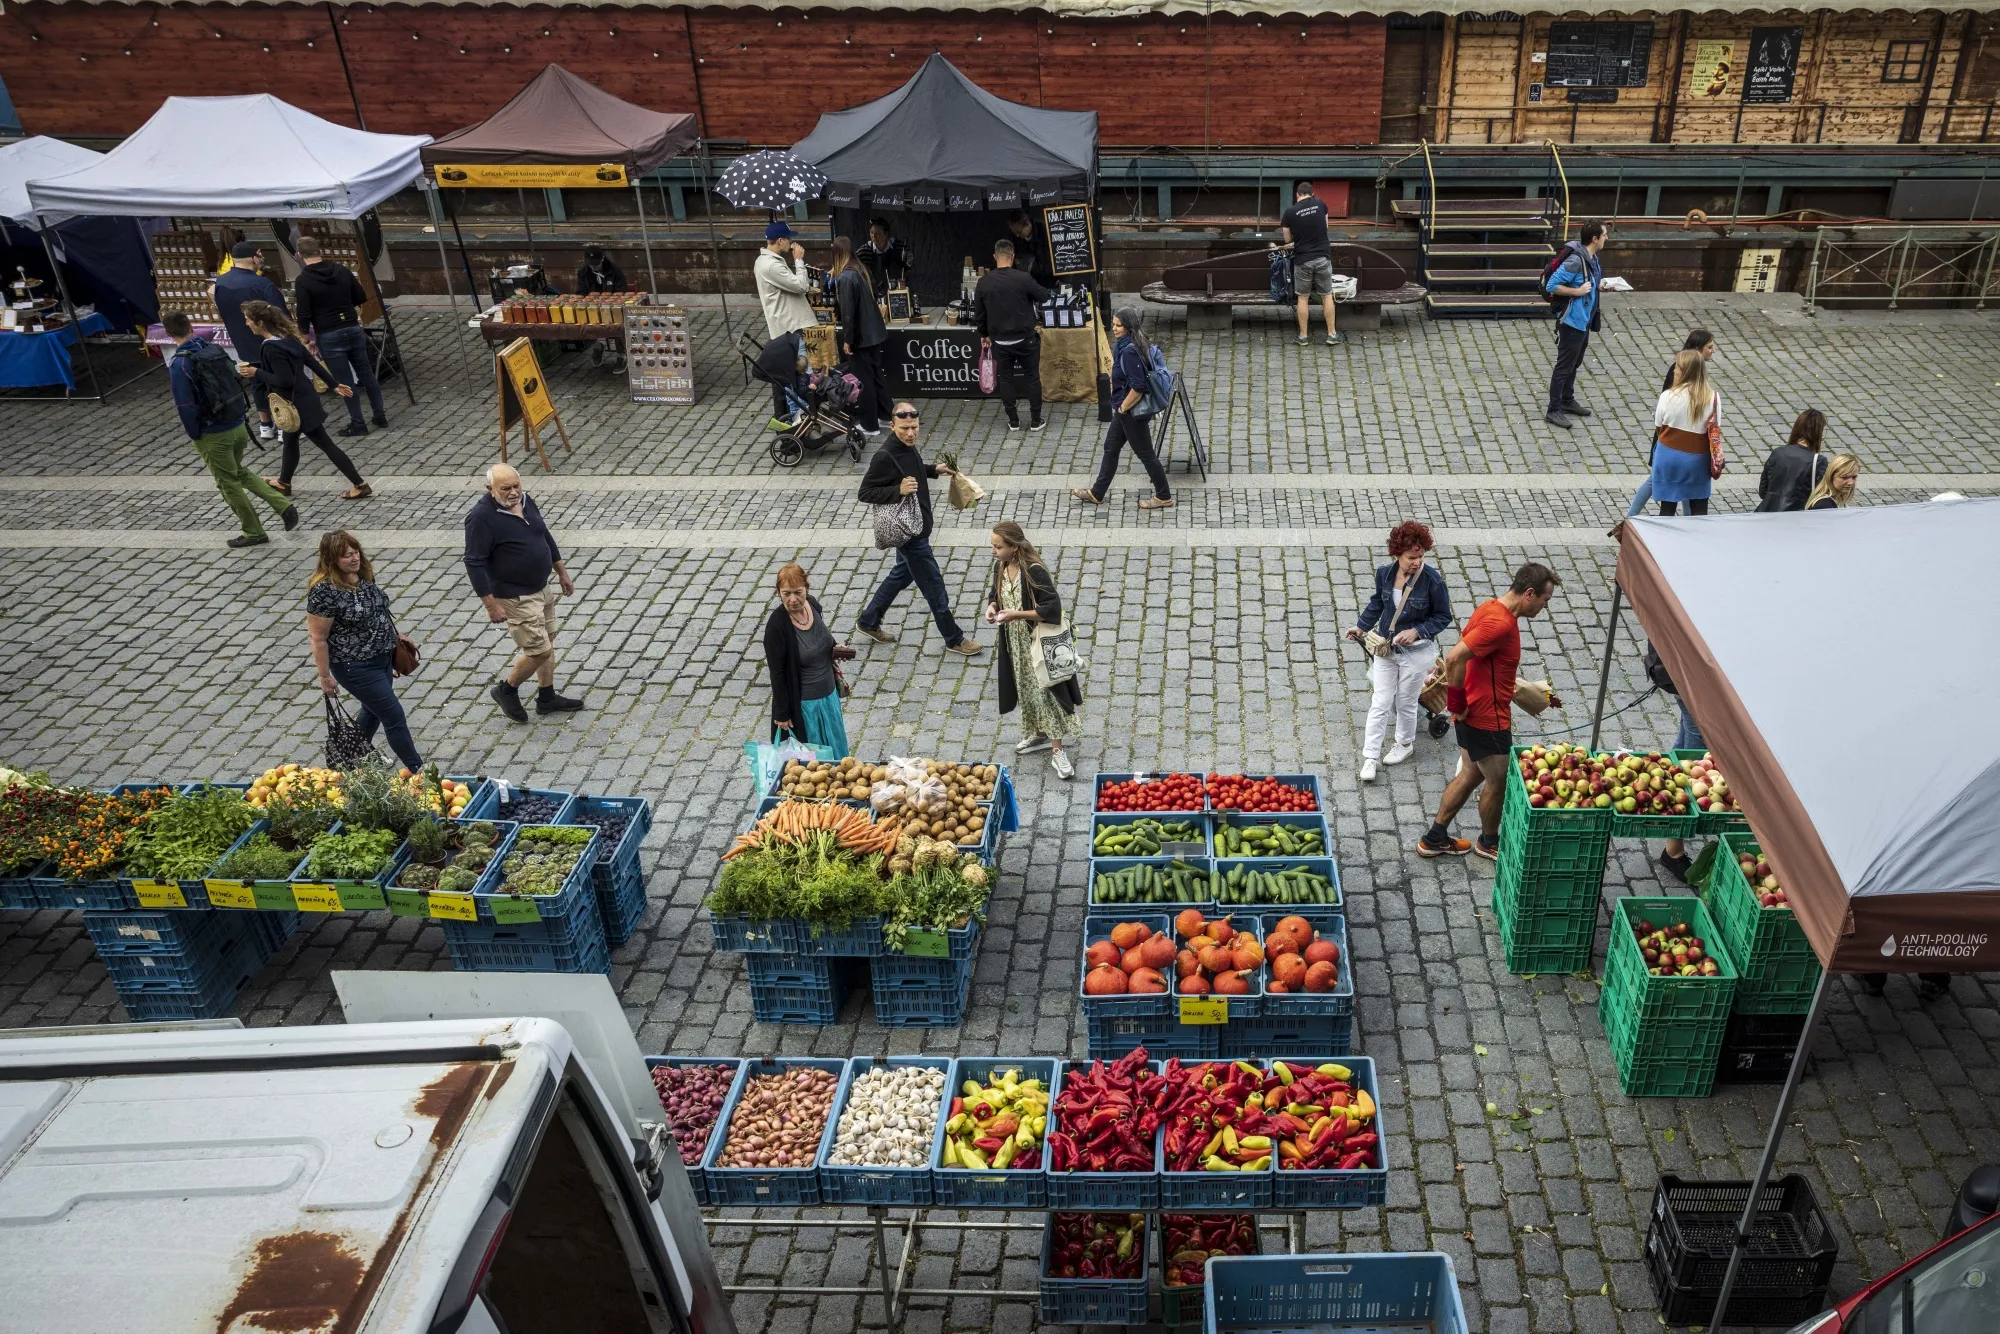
882, 860, 992, 953
339, 762, 432, 836
265, 791, 340, 848
121, 785, 257, 879
209, 832, 307, 881
706, 830, 885, 932
305, 827, 401, 881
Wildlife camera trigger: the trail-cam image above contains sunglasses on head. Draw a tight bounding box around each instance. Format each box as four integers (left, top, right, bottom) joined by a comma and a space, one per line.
894, 410, 920, 420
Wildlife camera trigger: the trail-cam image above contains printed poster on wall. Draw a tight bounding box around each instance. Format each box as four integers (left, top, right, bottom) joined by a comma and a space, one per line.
1744, 26, 1805, 104
1691, 41, 1737, 100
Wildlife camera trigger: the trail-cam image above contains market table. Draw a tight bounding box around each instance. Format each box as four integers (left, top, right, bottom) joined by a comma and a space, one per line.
0, 312, 114, 389
803, 315, 1108, 403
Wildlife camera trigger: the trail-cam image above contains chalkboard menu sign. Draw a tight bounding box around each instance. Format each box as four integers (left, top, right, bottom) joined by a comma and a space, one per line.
908, 183, 947, 211
948, 187, 984, 211
1042, 203, 1097, 277
1545, 21, 1653, 88
824, 181, 860, 209
1743, 26, 1804, 104
987, 185, 1022, 209
1028, 179, 1064, 208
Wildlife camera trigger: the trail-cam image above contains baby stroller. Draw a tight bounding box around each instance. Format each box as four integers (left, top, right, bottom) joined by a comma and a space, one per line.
737, 330, 866, 468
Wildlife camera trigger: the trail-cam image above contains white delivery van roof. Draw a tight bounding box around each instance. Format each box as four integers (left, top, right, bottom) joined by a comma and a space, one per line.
0, 1017, 570, 1334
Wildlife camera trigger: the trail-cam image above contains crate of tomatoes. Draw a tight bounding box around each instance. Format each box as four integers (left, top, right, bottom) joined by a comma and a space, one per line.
1095, 772, 1205, 813
1204, 775, 1321, 814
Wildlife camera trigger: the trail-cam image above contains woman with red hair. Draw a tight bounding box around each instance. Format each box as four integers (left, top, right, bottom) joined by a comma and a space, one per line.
1345, 522, 1453, 782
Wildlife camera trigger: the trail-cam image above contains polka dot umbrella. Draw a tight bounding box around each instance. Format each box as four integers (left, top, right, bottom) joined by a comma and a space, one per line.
715, 150, 828, 211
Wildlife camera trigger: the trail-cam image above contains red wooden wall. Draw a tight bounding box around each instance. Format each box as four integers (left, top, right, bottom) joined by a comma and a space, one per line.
0, 2, 1385, 147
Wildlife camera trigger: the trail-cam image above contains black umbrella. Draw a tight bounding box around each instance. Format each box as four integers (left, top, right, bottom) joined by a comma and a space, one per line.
715, 150, 827, 211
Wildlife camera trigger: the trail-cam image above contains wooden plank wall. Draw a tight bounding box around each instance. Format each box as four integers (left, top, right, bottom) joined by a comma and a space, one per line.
0, 2, 1384, 148
1436, 9, 1991, 147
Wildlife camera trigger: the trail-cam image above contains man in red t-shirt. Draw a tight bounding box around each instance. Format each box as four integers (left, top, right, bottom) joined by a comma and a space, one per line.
1418, 563, 1562, 860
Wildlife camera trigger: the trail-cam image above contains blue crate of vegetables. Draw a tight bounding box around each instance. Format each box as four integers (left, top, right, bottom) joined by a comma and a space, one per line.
818, 1056, 954, 1206
701, 1057, 848, 1207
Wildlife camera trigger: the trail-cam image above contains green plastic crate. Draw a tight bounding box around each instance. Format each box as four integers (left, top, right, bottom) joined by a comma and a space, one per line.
1607, 1013, 1727, 1098
1671, 748, 1750, 836
1498, 750, 1614, 883
1600, 896, 1739, 1030
1599, 750, 1702, 837
1708, 835, 1822, 1015
1492, 877, 1596, 974
1495, 849, 1604, 917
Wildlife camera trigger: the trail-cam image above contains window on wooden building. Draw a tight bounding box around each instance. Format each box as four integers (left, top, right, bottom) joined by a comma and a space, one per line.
1881, 40, 1929, 84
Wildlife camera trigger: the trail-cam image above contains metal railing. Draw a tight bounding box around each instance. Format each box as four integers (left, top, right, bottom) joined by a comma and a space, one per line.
1438, 98, 2000, 146
1545, 140, 1571, 236
1803, 225, 2000, 312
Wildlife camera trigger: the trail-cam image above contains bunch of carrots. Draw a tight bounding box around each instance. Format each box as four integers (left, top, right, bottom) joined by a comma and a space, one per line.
722, 799, 902, 861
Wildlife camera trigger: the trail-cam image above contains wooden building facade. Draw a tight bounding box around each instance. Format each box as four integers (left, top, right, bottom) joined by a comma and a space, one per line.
0, 1, 1993, 149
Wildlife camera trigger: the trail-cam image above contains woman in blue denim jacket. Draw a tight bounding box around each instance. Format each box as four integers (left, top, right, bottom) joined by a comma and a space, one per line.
1344, 521, 1453, 782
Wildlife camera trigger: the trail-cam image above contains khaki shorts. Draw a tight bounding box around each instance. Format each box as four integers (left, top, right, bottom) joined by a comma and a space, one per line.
499, 588, 560, 655
1293, 256, 1336, 298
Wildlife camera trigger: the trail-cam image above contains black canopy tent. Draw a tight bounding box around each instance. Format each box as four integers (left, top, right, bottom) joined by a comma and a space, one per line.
792, 54, 1100, 306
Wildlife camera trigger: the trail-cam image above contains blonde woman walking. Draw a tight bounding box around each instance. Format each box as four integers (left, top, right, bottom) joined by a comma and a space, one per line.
1806, 453, 1861, 510
984, 521, 1083, 780
1650, 348, 1721, 516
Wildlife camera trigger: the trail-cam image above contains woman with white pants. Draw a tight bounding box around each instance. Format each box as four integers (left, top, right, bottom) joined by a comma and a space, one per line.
1345, 522, 1453, 783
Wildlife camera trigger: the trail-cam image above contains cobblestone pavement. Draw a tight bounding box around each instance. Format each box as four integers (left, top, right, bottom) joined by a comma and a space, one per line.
2, 293, 1998, 1334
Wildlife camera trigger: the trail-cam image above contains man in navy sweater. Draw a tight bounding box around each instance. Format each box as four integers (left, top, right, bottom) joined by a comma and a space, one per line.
464, 463, 582, 720
212, 241, 289, 441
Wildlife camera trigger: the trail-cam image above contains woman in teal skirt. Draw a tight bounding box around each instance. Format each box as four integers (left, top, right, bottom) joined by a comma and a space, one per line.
763, 562, 853, 757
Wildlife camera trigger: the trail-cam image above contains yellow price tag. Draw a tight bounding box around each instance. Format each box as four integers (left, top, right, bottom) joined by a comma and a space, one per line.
203, 879, 257, 910
131, 879, 188, 909
428, 892, 477, 921
1178, 997, 1229, 1025
291, 882, 343, 913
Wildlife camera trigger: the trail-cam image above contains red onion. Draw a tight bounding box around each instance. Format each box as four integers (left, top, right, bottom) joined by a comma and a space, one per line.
652, 1063, 735, 1163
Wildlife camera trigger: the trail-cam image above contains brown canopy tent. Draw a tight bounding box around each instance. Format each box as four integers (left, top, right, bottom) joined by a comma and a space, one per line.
418, 64, 702, 308
1597, 497, 2000, 1324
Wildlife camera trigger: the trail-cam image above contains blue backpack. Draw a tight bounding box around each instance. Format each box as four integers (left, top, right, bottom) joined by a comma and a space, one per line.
1132, 343, 1176, 418
1268, 250, 1294, 305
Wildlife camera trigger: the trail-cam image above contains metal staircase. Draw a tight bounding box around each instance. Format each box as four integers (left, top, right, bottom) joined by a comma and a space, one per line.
1398, 142, 1570, 319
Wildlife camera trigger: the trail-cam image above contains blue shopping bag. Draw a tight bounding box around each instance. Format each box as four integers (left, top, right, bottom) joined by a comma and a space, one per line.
744, 731, 838, 795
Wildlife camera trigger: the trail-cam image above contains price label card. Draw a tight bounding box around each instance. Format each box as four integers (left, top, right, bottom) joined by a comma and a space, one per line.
204, 879, 257, 910
491, 896, 542, 924
1179, 997, 1230, 1025
291, 882, 343, 913
252, 881, 299, 911
428, 892, 477, 922
131, 879, 188, 909
337, 883, 387, 912
384, 887, 428, 918
903, 929, 950, 958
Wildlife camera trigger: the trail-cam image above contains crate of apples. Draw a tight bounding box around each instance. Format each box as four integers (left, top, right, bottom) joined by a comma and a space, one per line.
1599, 751, 1693, 818
1515, 743, 1613, 810
1171, 909, 1263, 1013
1681, 753, 1739, 815
1631, 917, 1722, 977
1737, 852, 1787, 908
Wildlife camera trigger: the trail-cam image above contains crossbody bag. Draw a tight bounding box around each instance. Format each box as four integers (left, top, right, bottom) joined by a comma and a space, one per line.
1363, 570, 1423, 659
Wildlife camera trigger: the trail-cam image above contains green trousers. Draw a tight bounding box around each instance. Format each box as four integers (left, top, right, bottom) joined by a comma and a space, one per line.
193, 425, 290, 538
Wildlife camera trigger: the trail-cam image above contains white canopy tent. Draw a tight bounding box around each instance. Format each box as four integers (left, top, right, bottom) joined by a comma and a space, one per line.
25, 95, 430, 220
0, 136, 102, 229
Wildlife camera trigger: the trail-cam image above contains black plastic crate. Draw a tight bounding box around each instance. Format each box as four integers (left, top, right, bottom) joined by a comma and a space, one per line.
1644, 1174, 1837, 1327
1717, 1011, 1810, 1085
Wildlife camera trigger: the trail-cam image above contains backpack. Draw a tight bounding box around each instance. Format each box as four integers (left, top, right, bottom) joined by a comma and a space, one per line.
1268, 250, 1294, 305
1144, 344, 1176, 411
1643, 644, 1678, 697
177, 340, 245, 428
1541, 241, 1583, 312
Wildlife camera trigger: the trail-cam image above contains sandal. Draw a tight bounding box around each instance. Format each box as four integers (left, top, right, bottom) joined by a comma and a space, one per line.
341, 484, 373, 501
1139, 497, 1176, 510
265, 478, 291, 496
1071, 488, 1105, 505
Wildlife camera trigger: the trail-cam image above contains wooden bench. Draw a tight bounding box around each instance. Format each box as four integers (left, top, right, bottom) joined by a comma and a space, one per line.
1141, 243, 1424, 330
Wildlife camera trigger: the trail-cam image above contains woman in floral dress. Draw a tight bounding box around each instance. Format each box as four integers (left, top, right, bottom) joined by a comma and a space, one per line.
984, 521, 1084, 779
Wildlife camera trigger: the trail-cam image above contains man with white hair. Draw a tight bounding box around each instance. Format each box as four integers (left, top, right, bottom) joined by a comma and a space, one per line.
464, 463, 580, 721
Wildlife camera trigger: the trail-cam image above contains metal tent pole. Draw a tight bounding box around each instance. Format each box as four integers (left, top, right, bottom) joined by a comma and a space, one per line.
38, 222, 102, 403
443, 188, 480, 304
518, 188, 539, 271
697, 143, 739, 357
421, 182, 479, 392
362, 210, 418, 407
1588, 580, 1624, 753
634, 178, 660, 296
1711, 966, 1834, 1329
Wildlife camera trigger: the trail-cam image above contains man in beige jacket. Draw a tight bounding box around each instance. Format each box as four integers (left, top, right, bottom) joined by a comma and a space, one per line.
754, 221, 818, 429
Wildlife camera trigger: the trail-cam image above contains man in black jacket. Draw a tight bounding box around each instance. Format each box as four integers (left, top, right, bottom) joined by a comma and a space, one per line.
575, 246, 627, 295
854, 404, 980, 656
293, 236, 387, 438
1006, 211, 1047, 282
975, 240, 1049, 431
213, 241, 287, 442
464, 463, 583, 720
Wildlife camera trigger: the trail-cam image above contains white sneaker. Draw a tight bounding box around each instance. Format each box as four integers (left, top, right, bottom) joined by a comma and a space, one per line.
1360, 759, 1379, 783
1050, 749, 1075, 780
257, 423, 276, 441
1384, 741, 1415, 767
1015, 734, 1053, 754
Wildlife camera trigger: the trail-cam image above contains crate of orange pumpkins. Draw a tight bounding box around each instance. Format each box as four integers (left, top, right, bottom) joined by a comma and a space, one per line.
1083, 909, 1268, 1020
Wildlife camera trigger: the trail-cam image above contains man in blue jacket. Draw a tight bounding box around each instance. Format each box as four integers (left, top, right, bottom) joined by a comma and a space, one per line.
165, 310, 297, 548
212, 240, 289, 441
1543, 220, 1608, 430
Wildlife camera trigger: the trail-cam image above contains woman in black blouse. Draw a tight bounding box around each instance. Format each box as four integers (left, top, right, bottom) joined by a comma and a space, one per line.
763, 562, 852, 757
306, 529, 421, 769
239, 300, 371, 501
